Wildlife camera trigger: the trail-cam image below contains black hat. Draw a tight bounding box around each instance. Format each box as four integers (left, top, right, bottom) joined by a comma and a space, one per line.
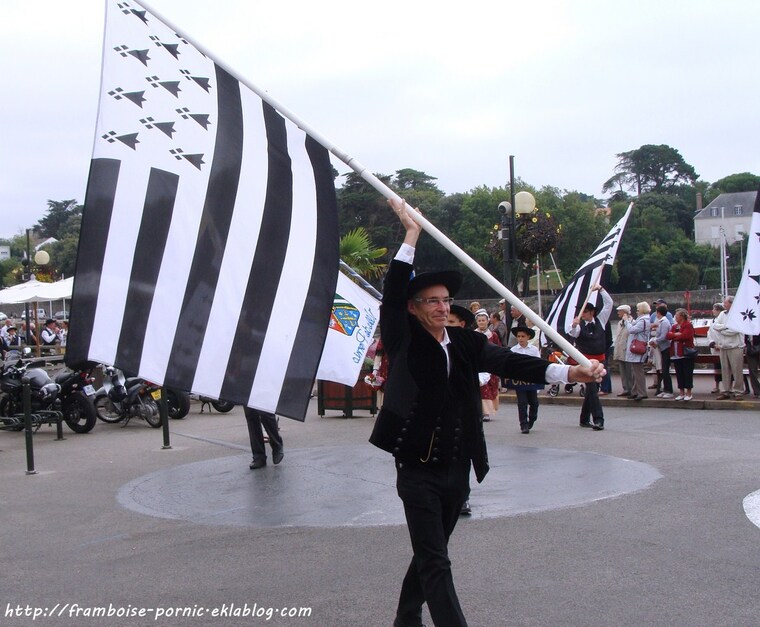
407, 270, 463, 300
511, 325, 536, 339
45, 318, 56, 326
449, 304, 475, 327
582, 302, 597, 313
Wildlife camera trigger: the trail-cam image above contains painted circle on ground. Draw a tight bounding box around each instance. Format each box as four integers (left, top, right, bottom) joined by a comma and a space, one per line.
117, 444, 661, 528
743, 489, 760, 529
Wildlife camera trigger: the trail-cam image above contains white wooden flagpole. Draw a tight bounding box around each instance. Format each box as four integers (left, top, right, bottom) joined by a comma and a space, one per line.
131, 0, 591, 368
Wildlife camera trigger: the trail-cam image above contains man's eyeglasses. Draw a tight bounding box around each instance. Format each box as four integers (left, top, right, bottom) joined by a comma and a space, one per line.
414, 297, 454, 306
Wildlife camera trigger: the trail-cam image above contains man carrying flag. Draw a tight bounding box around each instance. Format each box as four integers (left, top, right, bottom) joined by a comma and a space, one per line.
567, 284, 614, 430
371, 198, 604, 627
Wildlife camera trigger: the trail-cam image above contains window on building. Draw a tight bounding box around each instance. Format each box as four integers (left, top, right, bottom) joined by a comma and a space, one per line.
734, 205, 744, 216
710, 207, 719, 217
736, 225, 745, 238
711, 225, 720, 239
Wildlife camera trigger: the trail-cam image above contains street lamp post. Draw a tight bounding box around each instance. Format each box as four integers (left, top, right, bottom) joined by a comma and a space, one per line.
21, 229, 50, 346
498, 156, 536, 290
498, 189, 536, 291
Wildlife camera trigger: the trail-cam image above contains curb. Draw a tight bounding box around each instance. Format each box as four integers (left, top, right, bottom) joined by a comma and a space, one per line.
499, 391, 760, 411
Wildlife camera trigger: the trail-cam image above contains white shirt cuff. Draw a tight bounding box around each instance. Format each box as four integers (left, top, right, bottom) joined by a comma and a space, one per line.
545, 363, 571, 383
395, 243, 415, 264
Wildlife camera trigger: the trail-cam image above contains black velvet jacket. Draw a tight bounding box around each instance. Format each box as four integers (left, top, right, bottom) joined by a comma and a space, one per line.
369, 259, 552, 482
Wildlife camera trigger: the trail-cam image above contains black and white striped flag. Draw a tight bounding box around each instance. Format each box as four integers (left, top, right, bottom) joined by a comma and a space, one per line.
66, 0, 339, 420
543, 203, 633, 345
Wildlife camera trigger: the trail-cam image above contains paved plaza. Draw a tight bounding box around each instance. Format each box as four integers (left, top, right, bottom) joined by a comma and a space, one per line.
1, 377, 759, 626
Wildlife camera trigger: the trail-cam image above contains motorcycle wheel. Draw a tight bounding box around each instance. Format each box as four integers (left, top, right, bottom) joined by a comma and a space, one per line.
166, 388, 191, 419
211, 400, 235, 413
0, 395, 24, 431
62, 394, 98, 434
143, 399, 162, 428
94, 395, 124, 423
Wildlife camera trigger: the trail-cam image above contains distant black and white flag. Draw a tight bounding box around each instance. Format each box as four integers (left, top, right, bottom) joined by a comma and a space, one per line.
66, 0, 339, 420
543, 203, 633, 345
725, 188, 760, 336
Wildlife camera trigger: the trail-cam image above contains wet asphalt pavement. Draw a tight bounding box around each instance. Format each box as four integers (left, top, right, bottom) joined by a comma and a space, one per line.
1, 379, 759, 626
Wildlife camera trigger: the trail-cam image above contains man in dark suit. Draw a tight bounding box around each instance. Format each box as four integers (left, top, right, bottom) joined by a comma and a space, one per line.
371, 198, 604, 627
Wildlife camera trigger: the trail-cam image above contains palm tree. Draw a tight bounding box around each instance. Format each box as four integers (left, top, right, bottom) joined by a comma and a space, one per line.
339, 227, 387, 280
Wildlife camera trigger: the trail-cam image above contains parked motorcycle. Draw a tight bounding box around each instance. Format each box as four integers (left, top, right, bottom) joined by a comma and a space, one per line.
165, 388, 191, 419
0, 349, 61, 432
51, 366, 98, 433
93, 365, 162, 428
198, 395, 235, 413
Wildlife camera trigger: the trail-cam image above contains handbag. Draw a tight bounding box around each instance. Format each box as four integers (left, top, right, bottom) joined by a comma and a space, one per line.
683, 346, 699, 358
630, 338, 648, 355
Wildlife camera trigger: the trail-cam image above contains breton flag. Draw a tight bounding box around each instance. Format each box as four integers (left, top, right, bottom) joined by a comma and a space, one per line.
66, 0, 339, 420
316, 272, 380, 387
543, 202, 633, 344
725, 187, 760, 336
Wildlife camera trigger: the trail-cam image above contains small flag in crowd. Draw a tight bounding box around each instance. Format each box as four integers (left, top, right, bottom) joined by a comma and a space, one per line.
66, 0, 339, 420
543, 203, 633, 343
725, 187, 760, 336
316, 272, 380, 387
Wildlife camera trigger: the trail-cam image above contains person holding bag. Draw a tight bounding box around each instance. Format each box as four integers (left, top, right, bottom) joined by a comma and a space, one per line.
666, 308, 696, 400
623, 302, 652, 400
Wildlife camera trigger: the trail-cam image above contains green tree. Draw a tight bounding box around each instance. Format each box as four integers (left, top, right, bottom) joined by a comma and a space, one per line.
668, 262, 700, 290
413, 193, 466, 277
603, 144, 698, 196
339, 227, 387, 280
393, 168, 440, 191
0, 258, 21, 288
709, 172, 760, 194
35, 199, 81, 239
634, 191, 696, 237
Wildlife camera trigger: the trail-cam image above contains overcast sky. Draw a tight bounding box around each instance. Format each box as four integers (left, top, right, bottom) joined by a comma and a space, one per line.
2, 0, 759, 240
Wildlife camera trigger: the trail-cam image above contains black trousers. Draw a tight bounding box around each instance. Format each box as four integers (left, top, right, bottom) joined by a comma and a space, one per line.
579, 381, 603, 426
515, 389, 539, 427
243, 407, 282, 462
395, 459, 471, 627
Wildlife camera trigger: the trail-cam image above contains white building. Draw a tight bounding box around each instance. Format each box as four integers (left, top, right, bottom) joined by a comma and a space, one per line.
694, 191, 756, 247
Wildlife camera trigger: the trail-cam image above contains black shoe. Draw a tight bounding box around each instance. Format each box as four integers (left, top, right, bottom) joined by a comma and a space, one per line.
249, 458, 266, 469
460, 500, 471, 516
521, 427, 530, 434
272, 449, 284, 465
632, 395, 647, 401
394, 618, 426, 627
592, 422, 604, 431
580, 422, 593, 428
528, 418, 537, 429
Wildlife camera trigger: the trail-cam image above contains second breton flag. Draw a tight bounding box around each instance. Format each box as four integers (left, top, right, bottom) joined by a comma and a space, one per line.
66, 0, 339, 420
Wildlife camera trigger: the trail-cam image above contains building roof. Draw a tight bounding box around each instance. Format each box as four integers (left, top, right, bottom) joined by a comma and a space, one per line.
694, 191, 757, 220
